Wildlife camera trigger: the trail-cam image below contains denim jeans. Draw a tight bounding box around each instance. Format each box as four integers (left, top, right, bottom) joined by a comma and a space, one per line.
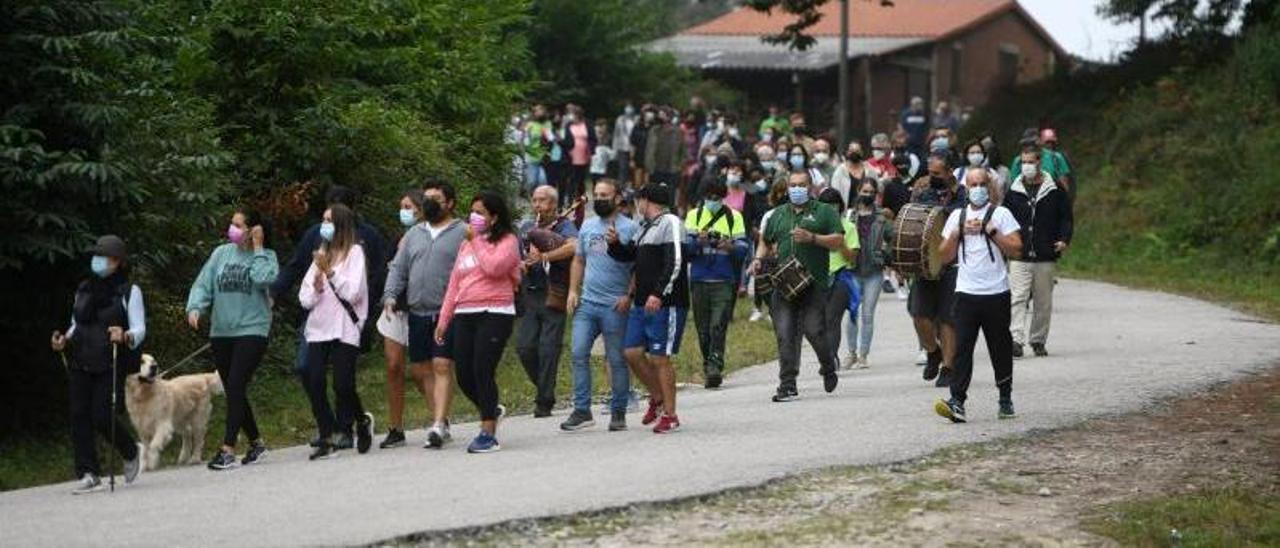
771, 284, 837, 391
570, 300, 631, 413
524, 161, 547, 193
843, 271, 885, 357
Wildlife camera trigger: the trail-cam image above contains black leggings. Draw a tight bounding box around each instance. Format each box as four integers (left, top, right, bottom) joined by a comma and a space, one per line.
68, 368, 137, 477
304, 340, 364, 440
211, 336, 266, 447
949, 291, 1014, 404
452, 312, 515, 421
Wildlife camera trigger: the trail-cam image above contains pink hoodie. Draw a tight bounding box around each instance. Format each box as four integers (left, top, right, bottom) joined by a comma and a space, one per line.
299, 244, 368, 347
438, 234, 521, 332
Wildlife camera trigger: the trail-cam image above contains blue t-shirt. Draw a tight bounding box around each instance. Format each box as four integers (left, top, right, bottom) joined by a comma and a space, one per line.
576, 215, 639, 306
518, 217, 579, 291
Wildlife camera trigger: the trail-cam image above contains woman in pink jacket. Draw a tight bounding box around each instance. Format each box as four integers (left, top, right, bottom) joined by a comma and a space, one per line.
435, 190, 521, 454
299, 204, 373, 460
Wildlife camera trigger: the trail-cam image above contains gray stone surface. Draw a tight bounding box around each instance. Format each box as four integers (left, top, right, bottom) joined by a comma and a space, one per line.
1, 279, 1276, 547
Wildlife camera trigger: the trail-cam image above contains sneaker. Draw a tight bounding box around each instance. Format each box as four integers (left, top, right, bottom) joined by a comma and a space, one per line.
771, 386, 799, 403
309, 436, 323, 448
1031, 343, 1048, 357
882, 279, 895, 293
559, 409, 595, 432
533, 404, 553, 418
608, 412, 627, 432
652, 414, 681, 434
704, 375, 723, 389
71, 473, 103, 495
627, 391, 642, 412
124, 442, 144, 483
207, 448, 238, 471
915, 350, 928, 366
242, 440, 268, 465
934, 368, 952, 388
922, 349, 942, 380
642, 398, 662, 426
467, 432, 501, 454
356, 412, 374, 454
749, 309, 763, 322
998, 399, 1016, 419
379, 429, 406, 449
934, 398, 967, 423
823, 373, 838, 393
896, 287, 909, 301
1012, 343, 1024, 359
425, 423, 450, 449
309, 443, 338, 461
840, 354, 857, 371
856, 355, 871, 369
332, 433, 354, 450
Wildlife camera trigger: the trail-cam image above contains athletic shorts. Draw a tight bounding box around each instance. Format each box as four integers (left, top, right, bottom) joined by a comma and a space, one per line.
407, 313, 455, 363
908, 266, 958, 324
624, 306, 687, 356
376, 309, 410, 346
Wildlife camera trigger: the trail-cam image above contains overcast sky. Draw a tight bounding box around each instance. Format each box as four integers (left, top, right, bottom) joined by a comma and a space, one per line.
1018, 0, 1142, 61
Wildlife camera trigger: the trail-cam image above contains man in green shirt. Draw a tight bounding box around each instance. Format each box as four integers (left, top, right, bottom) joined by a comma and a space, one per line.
752, 171, 845, 402
758, 105, 792, 140
522, 104, 551, 192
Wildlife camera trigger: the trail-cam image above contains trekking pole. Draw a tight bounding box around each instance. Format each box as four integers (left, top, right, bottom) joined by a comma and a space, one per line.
57, 351, 69, 373
109, 342, 118, 493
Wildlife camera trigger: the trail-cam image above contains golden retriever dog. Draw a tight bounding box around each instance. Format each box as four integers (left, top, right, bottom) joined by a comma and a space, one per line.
125, 354, 223, 470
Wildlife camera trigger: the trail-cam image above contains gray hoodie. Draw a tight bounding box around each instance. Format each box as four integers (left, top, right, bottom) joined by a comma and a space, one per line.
383, 219, 466, 316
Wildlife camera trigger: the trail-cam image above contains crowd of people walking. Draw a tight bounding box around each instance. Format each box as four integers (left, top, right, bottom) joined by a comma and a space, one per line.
50, 96, 1073, 494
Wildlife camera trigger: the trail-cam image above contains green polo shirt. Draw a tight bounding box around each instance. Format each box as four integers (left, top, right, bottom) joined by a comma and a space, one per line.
763, 200, 843, 288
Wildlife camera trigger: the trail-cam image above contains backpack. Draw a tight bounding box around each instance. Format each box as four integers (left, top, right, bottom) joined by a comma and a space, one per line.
958, 206, 997, 264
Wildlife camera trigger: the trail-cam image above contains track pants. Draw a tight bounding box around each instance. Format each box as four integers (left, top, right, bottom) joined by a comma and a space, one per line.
211, 336, 266, 447
949, 291, 1014, 404
453, 312, 515, 421
304, 340, 364, 440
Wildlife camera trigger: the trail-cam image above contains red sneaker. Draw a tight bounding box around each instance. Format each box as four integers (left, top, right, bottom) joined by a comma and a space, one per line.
642, 399, 662, 426
652, 414, 681, 434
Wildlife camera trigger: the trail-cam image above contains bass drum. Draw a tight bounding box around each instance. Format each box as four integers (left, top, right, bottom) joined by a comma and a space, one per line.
890, 203, 947, 280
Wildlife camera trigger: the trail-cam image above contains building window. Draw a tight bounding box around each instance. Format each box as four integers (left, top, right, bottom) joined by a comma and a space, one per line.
998, 44, 1021, 88
950, 45, 963, 95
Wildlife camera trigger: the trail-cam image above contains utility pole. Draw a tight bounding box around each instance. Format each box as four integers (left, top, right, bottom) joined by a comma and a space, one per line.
837, 0, 849, 149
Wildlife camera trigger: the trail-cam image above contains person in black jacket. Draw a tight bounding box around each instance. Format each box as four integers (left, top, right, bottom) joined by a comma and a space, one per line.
606, 184, 688, 434
271, 185, 386, 445
1005, 145, 1073, 358
50, 235, 145, 494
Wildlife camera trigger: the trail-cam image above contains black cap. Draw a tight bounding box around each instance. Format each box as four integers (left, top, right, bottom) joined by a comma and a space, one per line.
88, 235, 127, 258
636, 184, 671, 207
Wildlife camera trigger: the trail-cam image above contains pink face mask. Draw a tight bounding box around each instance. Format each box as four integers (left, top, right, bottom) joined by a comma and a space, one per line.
227, 224, 246, 244
469, 212, 489, 235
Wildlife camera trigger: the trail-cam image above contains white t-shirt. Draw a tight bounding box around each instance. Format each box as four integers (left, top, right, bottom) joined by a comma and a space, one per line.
942, 204, 1020, 295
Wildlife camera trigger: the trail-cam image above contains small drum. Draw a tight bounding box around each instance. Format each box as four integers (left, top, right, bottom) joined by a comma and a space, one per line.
891, 203, 947, 280
771, 254, 814, 301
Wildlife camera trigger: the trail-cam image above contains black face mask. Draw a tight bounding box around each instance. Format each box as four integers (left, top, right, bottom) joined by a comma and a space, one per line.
422, 199, 444, 222
846, 152, 863, 163
593, 199, 616, 218
929, 176, 948, 189
858, 194, 876, 206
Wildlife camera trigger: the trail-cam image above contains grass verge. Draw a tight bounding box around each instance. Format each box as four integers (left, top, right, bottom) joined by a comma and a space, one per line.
1084, 488, 1280, 547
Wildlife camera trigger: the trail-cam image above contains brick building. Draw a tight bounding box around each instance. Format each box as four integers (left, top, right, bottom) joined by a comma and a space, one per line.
648, 0, 1070, 140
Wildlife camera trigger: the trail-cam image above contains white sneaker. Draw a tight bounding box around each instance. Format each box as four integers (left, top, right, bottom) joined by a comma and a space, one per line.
71, 473, 103, 495
424, 421, 452, 449
856, 355, 871, 369
123, 442, 144, 484
915, 350, 928, 366
749, 309, 763, 322
896, 288, 908, 301
840, 354, 857, 371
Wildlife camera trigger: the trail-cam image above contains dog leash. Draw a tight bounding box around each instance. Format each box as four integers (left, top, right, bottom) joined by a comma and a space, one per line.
158, 342, 213, 379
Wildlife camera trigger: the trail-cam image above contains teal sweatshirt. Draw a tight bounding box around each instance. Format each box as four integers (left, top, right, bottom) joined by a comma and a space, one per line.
186, 243, 280, 338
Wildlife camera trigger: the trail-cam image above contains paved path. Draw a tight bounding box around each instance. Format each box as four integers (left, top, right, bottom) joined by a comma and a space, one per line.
2, 280, 1277, 547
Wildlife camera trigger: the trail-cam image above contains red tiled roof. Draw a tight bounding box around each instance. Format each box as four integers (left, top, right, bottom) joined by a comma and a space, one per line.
683, 0, 1015, 39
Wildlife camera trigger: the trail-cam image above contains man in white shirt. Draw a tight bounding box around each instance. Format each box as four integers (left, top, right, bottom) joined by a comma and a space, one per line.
934, 169, 1022, 424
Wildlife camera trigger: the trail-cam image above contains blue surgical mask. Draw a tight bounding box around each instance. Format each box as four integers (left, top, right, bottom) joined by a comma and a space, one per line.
968, 186, 990, 208
760, 160, 777, 172
931, 137, 950, 150
788, 186, 810, 205
399, 208, 417, 227
704, 199, 723, 213
754, 179, 768, 192
90, 255, 111, 278
319, 222, 336, 242
789, 155, 806, 170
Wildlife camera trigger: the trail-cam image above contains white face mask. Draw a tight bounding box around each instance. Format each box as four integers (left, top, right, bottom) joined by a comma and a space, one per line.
813, 152, 830, 165
1021, 163, 1039, 179
968, 153, 985, 167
